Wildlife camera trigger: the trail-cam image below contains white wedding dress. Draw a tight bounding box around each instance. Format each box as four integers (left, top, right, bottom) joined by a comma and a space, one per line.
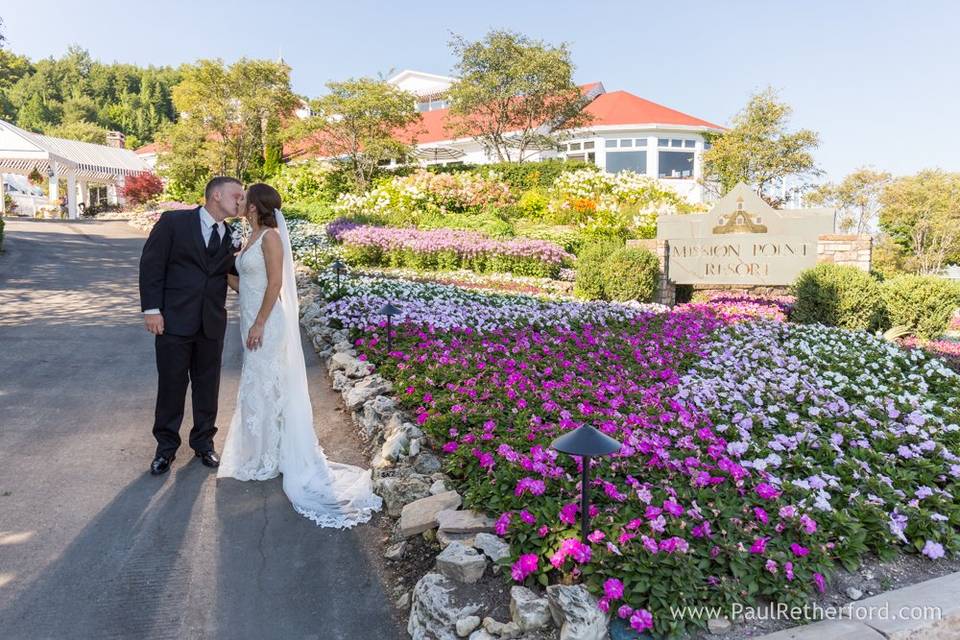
218, 211, 382, 528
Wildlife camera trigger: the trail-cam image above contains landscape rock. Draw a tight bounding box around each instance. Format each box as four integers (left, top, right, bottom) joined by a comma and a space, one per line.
384, 540, 407, 561
344, 376, 392, 410
845, 586, 864, 600
399, 491, 462, 537
377, 475, 432, 517
438, 509, 496, 534
396, 592, 410, 610
456, 616, 482, 637
707, 617, 732, 634
407, 573, 482, 640
482, 617, 522, 639
511, 586, 552, 632
429, 479, 447, 495
437, 529, 477, 549
435, 542, 487, 584
546, 584, 610, 640
474, 533, 510, 564
413, 452, 443, 475
380, 431, 409, 462
331, 370, 349, 391
468, 631, 496, 640
408, 439, 421, 457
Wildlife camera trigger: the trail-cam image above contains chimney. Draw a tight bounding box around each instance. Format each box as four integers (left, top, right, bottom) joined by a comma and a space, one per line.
106, 131, 126, 149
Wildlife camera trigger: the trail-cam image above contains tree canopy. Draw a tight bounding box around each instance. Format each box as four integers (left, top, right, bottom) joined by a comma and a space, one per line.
446, 30, 592, 163
702, 88, 820, 207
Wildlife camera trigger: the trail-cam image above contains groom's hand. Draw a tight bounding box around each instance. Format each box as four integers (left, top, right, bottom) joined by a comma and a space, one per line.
144, 313, 165, 335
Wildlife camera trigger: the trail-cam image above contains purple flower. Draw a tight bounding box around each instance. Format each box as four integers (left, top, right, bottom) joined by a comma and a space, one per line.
756, 483, 780, 500
922, 540, 945, 560
813, 572, 826, 593
754, 507, 769, 524
495, 512, 512, 536
750, 537, 768, 554
791, 543, 810, 557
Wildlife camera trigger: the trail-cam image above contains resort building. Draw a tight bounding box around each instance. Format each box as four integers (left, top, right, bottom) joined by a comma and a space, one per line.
377, 70, 723, 204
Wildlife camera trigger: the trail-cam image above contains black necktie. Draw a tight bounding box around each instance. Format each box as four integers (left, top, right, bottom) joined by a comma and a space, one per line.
206, 223, 221, 256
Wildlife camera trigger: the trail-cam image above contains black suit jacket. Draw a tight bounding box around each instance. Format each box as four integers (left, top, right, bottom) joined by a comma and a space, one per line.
139, 208, 237, 339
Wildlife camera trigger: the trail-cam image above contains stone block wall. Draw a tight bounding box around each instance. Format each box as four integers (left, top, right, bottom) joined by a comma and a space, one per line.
816, 234, 872, 271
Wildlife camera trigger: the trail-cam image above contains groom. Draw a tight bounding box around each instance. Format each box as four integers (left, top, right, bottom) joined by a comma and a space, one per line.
139, 176, 244, 475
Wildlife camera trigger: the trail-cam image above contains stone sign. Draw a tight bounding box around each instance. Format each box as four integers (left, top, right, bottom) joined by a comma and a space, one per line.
656, 184, 835, 286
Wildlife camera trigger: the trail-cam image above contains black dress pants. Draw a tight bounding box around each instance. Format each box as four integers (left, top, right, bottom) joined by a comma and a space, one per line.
152, 331, 224, 457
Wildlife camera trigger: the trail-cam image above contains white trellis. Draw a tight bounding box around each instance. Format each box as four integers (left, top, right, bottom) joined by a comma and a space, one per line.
0, 120, 149, 219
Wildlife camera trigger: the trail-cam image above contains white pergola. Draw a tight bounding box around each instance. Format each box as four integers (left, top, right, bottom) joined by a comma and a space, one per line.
0, 120, 149, 219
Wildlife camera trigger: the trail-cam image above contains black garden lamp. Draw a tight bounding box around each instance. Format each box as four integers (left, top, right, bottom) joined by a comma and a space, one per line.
330, 259, 346, 295
551, 424, 621, 543
380, 302, 400, 353
309, 235, 323, 268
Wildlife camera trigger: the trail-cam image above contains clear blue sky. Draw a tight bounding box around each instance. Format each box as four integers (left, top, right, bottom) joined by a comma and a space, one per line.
4, 0, 958, 181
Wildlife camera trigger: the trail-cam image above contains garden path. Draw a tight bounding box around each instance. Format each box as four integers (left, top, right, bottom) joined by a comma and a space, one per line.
0, 219, 402, 640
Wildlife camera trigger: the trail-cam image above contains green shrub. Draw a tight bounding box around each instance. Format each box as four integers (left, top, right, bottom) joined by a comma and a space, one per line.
791, 264, 887, 331
574, 239, 623, 300
881, 275, 960, 339
601, 247, 661, 302
284, 200, 338, 224
516, 188, 549, 218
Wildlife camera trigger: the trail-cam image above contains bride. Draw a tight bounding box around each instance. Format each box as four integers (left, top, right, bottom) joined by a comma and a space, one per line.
218, 182, 381, 528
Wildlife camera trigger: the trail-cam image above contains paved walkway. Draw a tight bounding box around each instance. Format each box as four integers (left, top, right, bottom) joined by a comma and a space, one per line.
0, 219, 402, 640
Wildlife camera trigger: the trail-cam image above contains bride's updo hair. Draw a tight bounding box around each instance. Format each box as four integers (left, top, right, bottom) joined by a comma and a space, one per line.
246, 183, 282, 228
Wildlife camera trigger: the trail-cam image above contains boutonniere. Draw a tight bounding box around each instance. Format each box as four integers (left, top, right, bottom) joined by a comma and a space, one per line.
231, 234, 242, 250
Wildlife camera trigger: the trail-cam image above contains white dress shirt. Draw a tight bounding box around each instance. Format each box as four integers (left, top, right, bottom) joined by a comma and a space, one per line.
144, 207, 225, 316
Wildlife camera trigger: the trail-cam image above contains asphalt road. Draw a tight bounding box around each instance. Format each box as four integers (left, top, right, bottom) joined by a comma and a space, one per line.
0, 219, 402, 640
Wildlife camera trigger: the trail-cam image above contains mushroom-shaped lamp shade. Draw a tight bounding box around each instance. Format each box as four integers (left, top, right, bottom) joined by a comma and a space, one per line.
331, 259, 346, 273
551, 424, 621, 457
380, 302, 401, 317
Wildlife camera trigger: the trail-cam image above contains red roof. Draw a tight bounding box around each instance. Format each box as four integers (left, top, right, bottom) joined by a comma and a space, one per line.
284, 85, 721, 159
134, 141, 166, 155
583, 91, 722, 129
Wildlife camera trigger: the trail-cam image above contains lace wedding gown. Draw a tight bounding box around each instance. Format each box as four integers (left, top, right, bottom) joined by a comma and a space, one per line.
218, 218, 382, 528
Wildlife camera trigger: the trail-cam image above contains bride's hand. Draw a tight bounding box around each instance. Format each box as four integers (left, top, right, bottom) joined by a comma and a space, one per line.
246, 321, 265, 350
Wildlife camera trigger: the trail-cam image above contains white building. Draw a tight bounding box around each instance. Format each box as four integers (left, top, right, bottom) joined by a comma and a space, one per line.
381, 70, 724, 203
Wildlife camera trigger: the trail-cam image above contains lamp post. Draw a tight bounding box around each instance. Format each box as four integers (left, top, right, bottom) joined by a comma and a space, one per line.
550, 424, 621, 543
380, 302, 400, 353
331, 259, 346, 296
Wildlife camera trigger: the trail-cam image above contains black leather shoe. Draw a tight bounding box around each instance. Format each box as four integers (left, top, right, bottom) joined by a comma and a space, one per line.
150, 455, 174, 475
195, 449, 220, 468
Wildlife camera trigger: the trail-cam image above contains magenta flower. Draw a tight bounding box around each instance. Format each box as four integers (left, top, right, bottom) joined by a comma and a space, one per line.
754, 507, 769, 524
790, 543, 810, 557
618, 605, 633, 619
799, 515, 818, 534
630, 609, 654, 633
442, 441, 459, 454
603, 578, 625, 600
750, 537, 768, 554
756, 483, 780, 500
784, 561, 795, 581
494, 512, 512, 536
511, 553, 539, 582
813, 572, 826, 593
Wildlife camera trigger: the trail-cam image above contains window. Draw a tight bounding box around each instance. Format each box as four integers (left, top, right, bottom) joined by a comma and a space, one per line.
567, 153, 586, 162
670, 139, 682, 147
658, 151, 694, 178
620, 139, 633, 148
569, 142, 582, 151
606, 151, 647, 174
704, 141, 712, 150
635, 138, 647, 147
658, 138, 670, 147
605, 139, 617, 148
587, 152, 595, 164
583, 141, 595, 150
684, 139, 696, 148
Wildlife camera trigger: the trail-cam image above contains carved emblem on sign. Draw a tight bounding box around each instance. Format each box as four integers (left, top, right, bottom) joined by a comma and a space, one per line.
712, 197, 768, 234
